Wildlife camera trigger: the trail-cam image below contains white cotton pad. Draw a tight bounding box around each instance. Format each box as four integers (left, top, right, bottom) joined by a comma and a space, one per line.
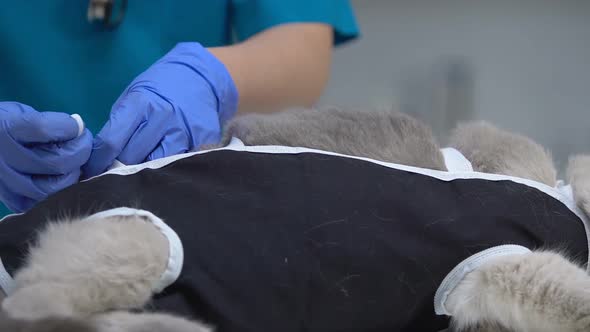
68, 113, 125, 172
70, 114, 85, 137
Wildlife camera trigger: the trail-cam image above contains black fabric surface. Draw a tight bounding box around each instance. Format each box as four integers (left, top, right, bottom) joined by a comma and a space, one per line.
0, 150, 586, 331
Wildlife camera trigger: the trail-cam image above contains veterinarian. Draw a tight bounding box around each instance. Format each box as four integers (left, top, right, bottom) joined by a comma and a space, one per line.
0, 1, 359, 216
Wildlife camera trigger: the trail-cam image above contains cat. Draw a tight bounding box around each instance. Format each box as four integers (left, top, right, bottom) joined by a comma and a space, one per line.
2, 106, 589, 332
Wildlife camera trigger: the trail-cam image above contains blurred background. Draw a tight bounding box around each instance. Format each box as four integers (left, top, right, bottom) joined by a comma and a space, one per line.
321, 0, 590, 175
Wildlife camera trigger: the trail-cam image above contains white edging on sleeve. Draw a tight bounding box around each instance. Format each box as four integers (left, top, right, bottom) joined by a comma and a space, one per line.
433, 244, 531, 316
0, 257, 15, 296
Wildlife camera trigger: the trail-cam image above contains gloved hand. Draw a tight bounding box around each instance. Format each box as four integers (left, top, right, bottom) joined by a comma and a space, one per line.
0, 102, 92, 212
83, 42, 239, 177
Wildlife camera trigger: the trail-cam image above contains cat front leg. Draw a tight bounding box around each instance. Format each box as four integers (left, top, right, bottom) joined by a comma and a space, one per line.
0, 309, 214, 332
91, 311, 213, 332
0, 311, 99, 332
445, 251, 590, 332
2, 210, 174, 320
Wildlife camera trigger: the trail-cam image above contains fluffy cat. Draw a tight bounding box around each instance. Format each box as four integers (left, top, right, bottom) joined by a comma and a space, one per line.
2, 106, 589, 332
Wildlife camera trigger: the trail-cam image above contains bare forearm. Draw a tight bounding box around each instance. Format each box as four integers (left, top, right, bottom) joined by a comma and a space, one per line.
209, 23, 333, 113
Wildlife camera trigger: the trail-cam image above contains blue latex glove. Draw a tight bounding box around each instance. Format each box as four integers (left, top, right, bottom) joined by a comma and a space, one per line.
83, 42, 239, 177
0, 102, 92, 212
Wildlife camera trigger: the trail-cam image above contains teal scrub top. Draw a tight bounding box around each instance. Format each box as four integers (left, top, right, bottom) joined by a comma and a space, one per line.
0, 0, 359, 216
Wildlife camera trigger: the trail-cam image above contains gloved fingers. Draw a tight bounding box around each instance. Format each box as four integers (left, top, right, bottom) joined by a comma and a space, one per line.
180, 110, 222, 151
0, 182, 37, 213
116, 111, 175, 165
4, 129, 93, 175
147, 110, 222, 161
146, 129, 191, 161
0, 181, 23, 213
0, 162, 46, 212
161, 42, 239, 124
31, 169, 81, 199
115, 97, 177, 165
83, 93, 157, 177
29, 129, 93, 173
4, 107, 80, 144
0, 171, 79, 214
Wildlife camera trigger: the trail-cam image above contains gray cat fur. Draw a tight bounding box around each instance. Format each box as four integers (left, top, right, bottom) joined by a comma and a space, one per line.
448, 121, 557, 186
219, 106, 447, 171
